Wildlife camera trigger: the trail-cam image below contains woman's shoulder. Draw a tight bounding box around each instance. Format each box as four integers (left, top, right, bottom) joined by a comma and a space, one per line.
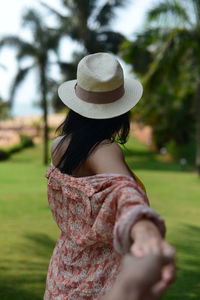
87, 141, 132, 177
51, 135, 69, 166
88, 140, 125, 165
51, 135, 66, 151
94, 140, 124, 155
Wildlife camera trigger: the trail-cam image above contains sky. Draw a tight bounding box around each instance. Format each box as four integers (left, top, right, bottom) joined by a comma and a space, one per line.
0, 0, 157, 116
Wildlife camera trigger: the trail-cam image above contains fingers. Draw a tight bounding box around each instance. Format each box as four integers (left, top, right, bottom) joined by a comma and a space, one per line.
130, 239, 175, 263
119, 253, 176, 300
161, 241, 176, 262
162, 263, 176, 284
151, 263, 176, 297
151, 280, 169, 298
129, 240, 176, 288
130, 243, 145, 257
128, 238, 176, 299
130, 238, 158, 258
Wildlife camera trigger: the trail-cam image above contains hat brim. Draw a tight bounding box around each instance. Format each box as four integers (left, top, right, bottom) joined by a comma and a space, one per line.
58, 78, 143, 119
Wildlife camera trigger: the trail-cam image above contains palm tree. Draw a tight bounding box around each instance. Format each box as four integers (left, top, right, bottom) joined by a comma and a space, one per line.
40, 0, 128, 110
0, 65, 10, 118
122, 0, 200, 174
0, 9, 60, 165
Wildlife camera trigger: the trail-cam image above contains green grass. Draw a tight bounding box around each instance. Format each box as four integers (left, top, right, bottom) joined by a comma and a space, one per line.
0, 138, 200, 299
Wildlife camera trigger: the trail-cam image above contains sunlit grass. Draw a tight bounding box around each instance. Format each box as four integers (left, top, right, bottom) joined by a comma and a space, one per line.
0, 138, 199, 299
0, 144, 59, 300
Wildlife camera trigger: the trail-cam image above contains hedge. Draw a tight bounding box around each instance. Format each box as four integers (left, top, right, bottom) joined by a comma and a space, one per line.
0, 134, 34, 161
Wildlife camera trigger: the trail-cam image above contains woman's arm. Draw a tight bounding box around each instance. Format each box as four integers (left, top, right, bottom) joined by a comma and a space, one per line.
87, 141, 176, 296
87, 143, 167, 252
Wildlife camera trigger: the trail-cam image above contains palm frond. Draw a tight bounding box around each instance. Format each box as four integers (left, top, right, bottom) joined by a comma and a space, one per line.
22, 9, 44, 40
45, 28, 61, 53
120, 39, 153, 75
0, 36, 28, 50
120, 27, 172, 75
16, 43, 37, 61
59, 19, 80, 39
96, 30, 125, 53
10, 65, 34, 105
191, 0, 200, 27
65, 0, 98, 17
148, 1, 190, 25
143, 28, 193, 89
39, 2, 76, 38
62, 0, 75, 12
96, 3, 116, 27
57, 61, 77, 79
135, 27, 170, 47
77, 0, 97, 18
22, 9, 62, 54
39, 1, 66, 20
96, 0, 129, 27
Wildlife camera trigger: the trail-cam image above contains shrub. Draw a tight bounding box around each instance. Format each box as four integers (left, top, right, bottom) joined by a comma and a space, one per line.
0, 135, 34, 161
166, 140, 195, 164
0, 149, 10, 160
20, 134, 34, 148
8, 143, 23, 154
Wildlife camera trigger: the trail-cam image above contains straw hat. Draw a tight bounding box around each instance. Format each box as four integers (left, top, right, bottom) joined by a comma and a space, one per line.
58, 52, 143, 119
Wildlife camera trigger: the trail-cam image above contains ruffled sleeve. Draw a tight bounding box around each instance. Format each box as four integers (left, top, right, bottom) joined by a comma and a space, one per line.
111, 177, 166, 255
87, 175, 166, 255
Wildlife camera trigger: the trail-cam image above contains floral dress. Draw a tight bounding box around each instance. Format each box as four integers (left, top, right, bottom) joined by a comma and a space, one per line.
44, 165, 165, 300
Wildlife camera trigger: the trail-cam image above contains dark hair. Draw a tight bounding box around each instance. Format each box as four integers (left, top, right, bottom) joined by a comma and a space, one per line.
53, 110, 130, 175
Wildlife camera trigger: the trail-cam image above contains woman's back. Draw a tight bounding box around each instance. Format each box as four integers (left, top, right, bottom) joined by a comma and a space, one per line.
51, 136, 134, 178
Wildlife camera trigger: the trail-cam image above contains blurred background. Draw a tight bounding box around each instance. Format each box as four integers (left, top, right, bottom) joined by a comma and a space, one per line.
0, 0, 200, 299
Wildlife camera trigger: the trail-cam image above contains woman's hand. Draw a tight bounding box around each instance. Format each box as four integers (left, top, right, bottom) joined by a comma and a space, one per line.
130, 219, 176, 298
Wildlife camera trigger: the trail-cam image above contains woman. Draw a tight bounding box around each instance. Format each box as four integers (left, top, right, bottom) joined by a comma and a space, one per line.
44, 53, 175, 300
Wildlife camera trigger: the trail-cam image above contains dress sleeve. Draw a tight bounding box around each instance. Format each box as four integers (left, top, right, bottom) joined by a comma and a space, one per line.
76, 176, 165, 253
112, 178, 166, 255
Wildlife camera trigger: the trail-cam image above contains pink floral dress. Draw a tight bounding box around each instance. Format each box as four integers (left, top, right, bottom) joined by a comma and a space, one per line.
44, 165, 165, 300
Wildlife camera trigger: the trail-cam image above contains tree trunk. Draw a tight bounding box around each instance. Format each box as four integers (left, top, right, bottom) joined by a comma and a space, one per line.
195, 80, 200, 176
40, 63, 49, 165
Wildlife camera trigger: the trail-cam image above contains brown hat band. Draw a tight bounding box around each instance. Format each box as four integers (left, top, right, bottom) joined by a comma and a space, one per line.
74, 83, 125, 104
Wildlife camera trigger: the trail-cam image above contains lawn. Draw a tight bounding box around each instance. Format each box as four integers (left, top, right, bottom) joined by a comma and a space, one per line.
0, 138, 199, 300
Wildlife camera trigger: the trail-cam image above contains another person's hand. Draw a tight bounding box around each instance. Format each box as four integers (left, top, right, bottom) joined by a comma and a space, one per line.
130, 220, 176, 298
105, 253, 175, 300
